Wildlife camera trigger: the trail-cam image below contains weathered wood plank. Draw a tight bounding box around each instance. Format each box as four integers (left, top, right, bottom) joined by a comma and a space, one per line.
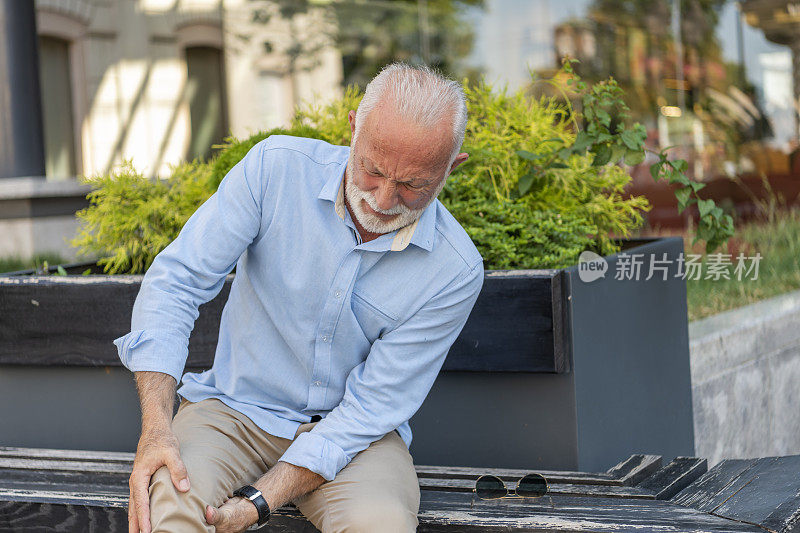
0, 465, 653, 500
671, 458, 758, 512
0, 446, 134, 463
0, 270, 570, 373
419, 478, 655, 499
605, 454, 663, 486
0, 457, 132, 474
448, 269, 568, 372
416, 491, 765, 532
636, 457, 707, 500
0, 487, 767, 532
0, 488, 313, 532
710, 455, 800, 533
762, 490, 800, 533
0, 488, 127, 508
550, 266, 571, 374
0, 477, 128, 498
0, 447, 623, 486
415, 464, 618, 485
0, 499, 130, 533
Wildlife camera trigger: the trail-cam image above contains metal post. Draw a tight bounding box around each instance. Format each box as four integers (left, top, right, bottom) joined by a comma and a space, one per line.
672, 0, 685, 110
792, 39, 800, 142
736, 2, 746, 87
0, 0, 45, 179
418, 0, 430, 64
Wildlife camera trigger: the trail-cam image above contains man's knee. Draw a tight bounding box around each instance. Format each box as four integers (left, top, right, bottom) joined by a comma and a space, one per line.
330, 495, 418, 533
148, 464, 214, 532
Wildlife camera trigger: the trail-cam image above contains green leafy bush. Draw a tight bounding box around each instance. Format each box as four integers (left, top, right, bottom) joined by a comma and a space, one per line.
71, 126, 322, 274
72, 65, 730, 274
72, 160, 213, 274
207, 125, 329, 190
443, 75, 650, 265
291, 85, 363, 146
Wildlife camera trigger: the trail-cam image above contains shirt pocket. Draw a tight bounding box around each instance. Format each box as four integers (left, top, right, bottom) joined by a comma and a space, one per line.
350, 290, 399, 344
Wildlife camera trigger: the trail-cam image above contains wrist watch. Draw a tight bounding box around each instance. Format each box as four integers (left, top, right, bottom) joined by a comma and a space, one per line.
233, 484, 271, 527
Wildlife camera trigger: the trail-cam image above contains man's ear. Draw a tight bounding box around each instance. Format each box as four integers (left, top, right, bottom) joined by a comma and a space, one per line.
448, 153, 469, 174
348, 110, 356, 140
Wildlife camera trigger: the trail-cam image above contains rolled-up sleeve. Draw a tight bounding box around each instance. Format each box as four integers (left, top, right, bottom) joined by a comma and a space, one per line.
278, 260, 484, 481
113, 141, 267, 384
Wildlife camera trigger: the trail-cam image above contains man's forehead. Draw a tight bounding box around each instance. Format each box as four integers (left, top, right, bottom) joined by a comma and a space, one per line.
361, 154, 437, 184
361, 107, 452, 170
361, 142, 447, 180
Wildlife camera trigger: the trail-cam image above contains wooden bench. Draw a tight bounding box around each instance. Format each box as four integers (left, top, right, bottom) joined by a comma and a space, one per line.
3, 447, 800, 531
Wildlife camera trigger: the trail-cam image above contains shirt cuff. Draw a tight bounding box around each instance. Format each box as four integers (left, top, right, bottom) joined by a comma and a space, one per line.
278, 431, 350, 481
112, 329, 188, 385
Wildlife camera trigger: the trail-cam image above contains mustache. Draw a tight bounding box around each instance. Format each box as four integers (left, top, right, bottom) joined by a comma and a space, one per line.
361, 190, 415, 216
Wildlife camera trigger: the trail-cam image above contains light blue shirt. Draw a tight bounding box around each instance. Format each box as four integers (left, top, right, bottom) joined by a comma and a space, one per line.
113, 135, 484, 481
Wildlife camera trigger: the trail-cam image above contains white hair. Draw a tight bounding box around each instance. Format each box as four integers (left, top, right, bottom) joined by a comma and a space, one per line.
353, 62, 468, 166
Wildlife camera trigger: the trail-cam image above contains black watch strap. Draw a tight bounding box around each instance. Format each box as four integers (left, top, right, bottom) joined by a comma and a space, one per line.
233, 484, 271, 526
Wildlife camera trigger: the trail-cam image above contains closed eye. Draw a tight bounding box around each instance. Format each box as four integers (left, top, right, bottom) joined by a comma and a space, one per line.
361, 159, 427, 189
361, 161, 382, 177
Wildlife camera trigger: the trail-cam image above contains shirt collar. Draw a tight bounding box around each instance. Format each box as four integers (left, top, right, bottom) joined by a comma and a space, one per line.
317, 150, 435, 253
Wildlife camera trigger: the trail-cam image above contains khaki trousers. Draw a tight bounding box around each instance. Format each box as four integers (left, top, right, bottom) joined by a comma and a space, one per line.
147, 398, 420, 532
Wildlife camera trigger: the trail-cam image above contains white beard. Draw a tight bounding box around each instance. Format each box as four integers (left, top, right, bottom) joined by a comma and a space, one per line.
344, 150, 445, 234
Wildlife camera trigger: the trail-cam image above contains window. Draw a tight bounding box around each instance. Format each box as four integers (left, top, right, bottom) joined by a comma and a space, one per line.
38, 35, 77, 179
185, 46, 228, 162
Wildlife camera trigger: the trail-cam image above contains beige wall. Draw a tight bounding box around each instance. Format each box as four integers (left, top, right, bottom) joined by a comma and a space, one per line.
222, 0, 343, 138
0, 216, 85, 262
35, 0, 343, 179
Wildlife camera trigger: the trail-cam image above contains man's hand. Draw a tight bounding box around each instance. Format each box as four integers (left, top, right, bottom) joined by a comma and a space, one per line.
128, 427, 190, 533
205, 461, 326, 532
205, 497, 259, 532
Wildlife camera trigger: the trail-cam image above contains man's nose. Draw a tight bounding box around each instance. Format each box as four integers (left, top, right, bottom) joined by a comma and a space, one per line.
374, 180, 398, 211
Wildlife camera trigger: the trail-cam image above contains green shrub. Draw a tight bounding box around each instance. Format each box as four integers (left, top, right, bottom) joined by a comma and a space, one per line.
208, 125, 329, 190
71, 127, 325, 274
72, 160, 213, 274
72, 65, 730, 274
443, 78, 650, 264
450, 201, 596, 269
291, 85, 363, 146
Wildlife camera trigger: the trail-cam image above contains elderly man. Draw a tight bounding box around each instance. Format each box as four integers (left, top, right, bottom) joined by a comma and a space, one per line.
115, 63, 483, 533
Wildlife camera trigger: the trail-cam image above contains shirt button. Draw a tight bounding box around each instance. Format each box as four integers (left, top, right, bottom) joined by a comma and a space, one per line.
334, 290, 342, 299
314, 380, 322, 386
321, 335, 329, 342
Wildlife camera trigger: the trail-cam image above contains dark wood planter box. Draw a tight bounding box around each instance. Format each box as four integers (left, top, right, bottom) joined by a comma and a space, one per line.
0, 258, 571, 374
0, 237, 693, 473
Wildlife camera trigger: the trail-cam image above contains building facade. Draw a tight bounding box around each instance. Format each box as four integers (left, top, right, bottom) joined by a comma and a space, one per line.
34, 0, 343, 181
